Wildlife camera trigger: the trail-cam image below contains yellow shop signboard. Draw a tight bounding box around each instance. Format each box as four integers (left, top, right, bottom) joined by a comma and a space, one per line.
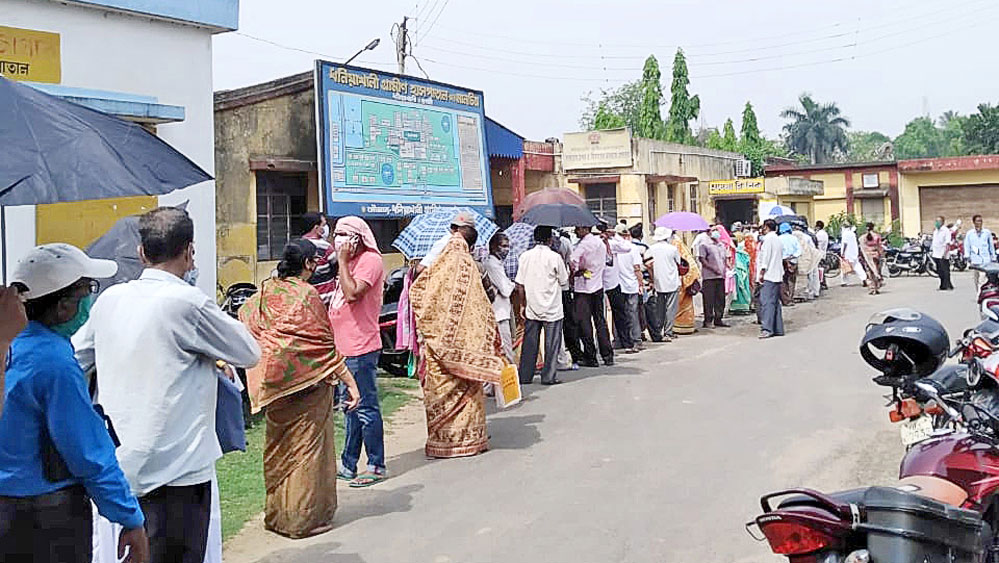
0, 26, 61, 84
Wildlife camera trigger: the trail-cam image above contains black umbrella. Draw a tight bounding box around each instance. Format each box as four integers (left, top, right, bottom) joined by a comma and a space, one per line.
0, 76, 212, 280
520, 203, 599, 228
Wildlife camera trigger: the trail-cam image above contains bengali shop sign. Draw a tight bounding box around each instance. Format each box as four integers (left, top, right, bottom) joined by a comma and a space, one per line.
562, 128, 633, 170
708, 177, 765, 196
0, 26, 61, 84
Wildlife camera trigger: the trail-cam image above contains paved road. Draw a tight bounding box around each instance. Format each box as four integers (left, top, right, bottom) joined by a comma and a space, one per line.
225, 273, 982, 563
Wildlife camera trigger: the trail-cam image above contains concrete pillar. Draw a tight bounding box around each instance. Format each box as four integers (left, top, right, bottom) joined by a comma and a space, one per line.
511, 158, 526, 220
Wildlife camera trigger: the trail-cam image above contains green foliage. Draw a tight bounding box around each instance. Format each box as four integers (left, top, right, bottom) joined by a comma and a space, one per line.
963, 103, 999, 155
637, 55, 667, 140
893, 113, 968, 159
593, 102, 626, 130
845, 130, 892, 162
705, 128, 723, 150
666, 48, 700, 144
579, 80, 643, 131
741, 138, 783, 176
740, 102, 762, 146
780, 93, 850, 164
721, 119, 738, 151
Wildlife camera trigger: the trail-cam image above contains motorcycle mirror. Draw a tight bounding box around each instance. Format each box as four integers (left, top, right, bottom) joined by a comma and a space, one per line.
968, 359, 984, 388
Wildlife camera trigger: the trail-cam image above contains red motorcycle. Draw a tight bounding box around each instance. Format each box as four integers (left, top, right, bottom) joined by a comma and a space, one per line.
748, 310, 999, 563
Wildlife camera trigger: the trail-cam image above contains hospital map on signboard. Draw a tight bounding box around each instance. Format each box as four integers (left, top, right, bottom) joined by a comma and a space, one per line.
327, 95, 484, 197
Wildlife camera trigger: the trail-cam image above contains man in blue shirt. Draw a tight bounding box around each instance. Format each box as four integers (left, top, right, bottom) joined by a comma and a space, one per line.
778, 223, 802, 306
1, 243, 148, 563
965, 214, 996, 291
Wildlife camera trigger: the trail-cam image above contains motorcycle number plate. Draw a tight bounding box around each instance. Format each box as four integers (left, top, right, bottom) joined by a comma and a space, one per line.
900, 415, 934, 447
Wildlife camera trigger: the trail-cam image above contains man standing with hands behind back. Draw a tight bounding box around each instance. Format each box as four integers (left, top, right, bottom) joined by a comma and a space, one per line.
75, 207, 261, 563
932, 216, 955, 291
329, 216, 388, 488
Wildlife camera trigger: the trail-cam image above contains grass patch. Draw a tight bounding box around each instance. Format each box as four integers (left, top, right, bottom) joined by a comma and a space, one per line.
217, 376, 419, 540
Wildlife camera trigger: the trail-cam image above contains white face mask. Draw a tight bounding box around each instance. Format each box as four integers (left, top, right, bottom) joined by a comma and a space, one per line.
333, 234, 351, 252
183, 266, 199, 286
321, 224, 330, 239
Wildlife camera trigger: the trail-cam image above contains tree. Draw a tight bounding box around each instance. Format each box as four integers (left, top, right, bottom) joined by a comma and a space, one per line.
636, 55, 667, 140
740, 102, 762, 147
963, 103, 999, 154
705, 128, 724, 150
780, 93, 851, 164
721, 119, 738, 151
592, 102, 626, 130
665, 48, 700, 144
579, 81, 642, 131
893, 116, 946, 159
845, 131, 892, 162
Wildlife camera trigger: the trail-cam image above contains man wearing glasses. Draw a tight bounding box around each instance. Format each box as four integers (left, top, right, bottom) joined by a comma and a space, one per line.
0, 243, 149, 563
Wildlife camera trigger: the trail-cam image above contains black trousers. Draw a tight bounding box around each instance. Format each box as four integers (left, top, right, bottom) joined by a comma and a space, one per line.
561, 291, 583, 364
519, 318, 564, 384
140, 481, 212, 563
702, 278, 726, 325
936, 257, 954, 290
606, 286, 631, 348
574, 290, 614, 363
0, 485, 92, 563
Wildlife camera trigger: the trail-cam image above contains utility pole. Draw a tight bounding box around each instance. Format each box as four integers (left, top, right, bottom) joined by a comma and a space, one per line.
395, 16, 409, 75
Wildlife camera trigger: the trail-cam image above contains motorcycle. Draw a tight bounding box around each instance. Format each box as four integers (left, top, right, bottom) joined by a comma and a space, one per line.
378, 266, 410, 377
886, 236, 936, 277
952, 233, 970, 272
748, 309, 999, 563
822, 240, 842, 279
219, 282, 259, 425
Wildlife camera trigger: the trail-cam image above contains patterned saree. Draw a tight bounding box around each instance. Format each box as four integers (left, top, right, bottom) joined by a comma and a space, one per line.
239, 276, 350, 538
673, 238, 702, 335
410, 234, 504, 458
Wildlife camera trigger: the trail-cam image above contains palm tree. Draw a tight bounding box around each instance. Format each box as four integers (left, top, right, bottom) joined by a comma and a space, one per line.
780, 94, 851, 164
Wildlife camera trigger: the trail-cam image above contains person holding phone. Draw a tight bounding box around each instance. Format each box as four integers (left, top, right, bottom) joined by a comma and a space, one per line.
330, 216, 388, 487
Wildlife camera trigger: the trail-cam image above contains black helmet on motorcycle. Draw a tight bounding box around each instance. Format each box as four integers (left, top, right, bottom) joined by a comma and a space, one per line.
859, 309, 949, 377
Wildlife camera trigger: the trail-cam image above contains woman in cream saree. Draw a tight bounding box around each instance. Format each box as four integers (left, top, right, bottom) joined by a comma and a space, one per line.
410, 234, 505, 458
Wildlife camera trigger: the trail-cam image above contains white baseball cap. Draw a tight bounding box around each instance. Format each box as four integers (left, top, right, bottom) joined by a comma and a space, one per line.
11, 243, 117, 300
652, 227, 673, 241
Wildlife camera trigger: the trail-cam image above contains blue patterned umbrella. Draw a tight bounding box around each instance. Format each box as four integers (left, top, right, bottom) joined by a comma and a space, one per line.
503, 222, 536, 279
392, 207, 499, 260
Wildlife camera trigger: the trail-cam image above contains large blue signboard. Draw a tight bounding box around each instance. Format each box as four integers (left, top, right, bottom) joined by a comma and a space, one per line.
315, 60, 493, 218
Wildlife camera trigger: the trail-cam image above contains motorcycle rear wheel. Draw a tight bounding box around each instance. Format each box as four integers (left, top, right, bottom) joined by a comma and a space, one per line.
954, 258, 968, 272
887, 263, 903, 278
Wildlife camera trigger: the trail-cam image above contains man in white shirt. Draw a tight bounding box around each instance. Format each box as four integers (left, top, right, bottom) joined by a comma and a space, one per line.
932, 215, 955, 291
484, 233, 516, 363
75, 207, 260, 563
605, 224, 636, 351
515, 226, 569, 385
571, 224, 614, 367
614, 224, 644, 353
644, 227, 681, 342
966, 214, 996, 290
814, 221, 830, 290
756, 219, 785, 339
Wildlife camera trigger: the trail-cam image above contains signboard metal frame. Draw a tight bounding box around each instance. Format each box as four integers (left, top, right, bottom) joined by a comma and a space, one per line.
314, 60, 494, 218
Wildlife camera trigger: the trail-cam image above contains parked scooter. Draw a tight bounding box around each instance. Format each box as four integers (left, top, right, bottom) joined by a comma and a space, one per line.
748, 309, 999, 562
378, 266, 410, 377
886, 236, 936, 277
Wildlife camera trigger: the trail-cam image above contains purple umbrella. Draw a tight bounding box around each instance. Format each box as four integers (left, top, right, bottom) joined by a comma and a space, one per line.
655, 211, 710, 232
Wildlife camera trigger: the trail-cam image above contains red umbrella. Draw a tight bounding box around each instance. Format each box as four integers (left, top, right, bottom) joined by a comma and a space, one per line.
520, 188, 585, 214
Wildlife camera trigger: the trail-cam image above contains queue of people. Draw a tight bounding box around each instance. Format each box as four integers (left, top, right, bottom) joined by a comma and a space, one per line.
0, 206, 841, 563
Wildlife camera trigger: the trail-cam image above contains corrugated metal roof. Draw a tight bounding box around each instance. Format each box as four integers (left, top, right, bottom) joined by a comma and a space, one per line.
485, 117, 523, 159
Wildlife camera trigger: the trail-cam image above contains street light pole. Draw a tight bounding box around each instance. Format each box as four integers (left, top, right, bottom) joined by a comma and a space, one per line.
344, 38, 381, 66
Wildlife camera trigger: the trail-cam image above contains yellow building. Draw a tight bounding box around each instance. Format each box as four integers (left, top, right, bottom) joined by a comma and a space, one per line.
898, 155, 999, 237
764, 161, 899, 229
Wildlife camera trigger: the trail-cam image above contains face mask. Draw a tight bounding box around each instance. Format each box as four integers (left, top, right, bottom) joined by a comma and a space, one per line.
935, 221, 942, 229
183, 267, 199, 286
321, 224, 330, 239
710, 232, 721, 240
333, 235, 351, 252
51, 294, 93, 338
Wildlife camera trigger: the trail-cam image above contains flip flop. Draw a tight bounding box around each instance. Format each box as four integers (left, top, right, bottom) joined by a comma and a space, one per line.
337, 469, 356, 482
349, 473, 386, 488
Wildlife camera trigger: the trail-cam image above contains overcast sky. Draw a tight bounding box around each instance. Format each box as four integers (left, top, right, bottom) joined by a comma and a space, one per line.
213, 0, 998, 141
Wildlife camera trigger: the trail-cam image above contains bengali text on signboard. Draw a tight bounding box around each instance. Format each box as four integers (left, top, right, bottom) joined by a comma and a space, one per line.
562, 128, 633, 170
708, 177, 765, 196
0, 26, 61, 84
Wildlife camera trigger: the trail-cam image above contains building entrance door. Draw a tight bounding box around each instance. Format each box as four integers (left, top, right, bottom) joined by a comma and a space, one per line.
714, 198, 756, 228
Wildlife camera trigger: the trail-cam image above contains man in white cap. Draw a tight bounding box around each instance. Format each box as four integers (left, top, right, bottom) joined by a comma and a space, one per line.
414, 210, 479, 276
643, 227, 682, 342
74, 207, 259, 563
1, 243, 149, 563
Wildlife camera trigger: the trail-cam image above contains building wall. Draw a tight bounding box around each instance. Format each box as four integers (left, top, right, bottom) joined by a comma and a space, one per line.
4, 0, 218, 293
899, 169, 999, 237
215, 87, 317, 288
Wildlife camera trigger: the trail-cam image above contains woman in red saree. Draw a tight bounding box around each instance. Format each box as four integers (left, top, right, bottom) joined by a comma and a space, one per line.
240, 239, 360, 538
410, 233, 505, 458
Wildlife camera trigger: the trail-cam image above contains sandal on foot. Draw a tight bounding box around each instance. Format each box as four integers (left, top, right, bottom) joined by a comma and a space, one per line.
349, 473, 386, 488
337, 469, 356, 482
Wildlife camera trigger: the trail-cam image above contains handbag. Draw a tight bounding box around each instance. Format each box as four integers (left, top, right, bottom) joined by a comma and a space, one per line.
495, 363, 522, 409
216, 370, 247, 454
686, 279, 701, 297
